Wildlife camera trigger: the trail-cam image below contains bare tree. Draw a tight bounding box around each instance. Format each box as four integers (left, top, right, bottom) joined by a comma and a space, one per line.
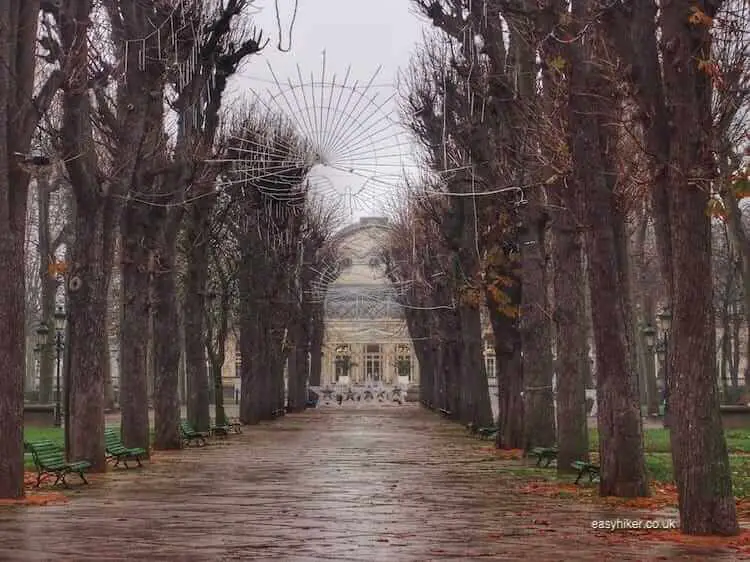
0, 0, 62, 498
220, 108, 311, 423
604, 0, 739, 532
286, 201, 339, 412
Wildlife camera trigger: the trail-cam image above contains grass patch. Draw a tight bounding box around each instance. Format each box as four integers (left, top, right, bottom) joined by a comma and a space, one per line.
22, 425, 155, 471
491, 428, 750, 498
589, 427, 750, 454
24, 426, 64, 445
585, 428, 750, 497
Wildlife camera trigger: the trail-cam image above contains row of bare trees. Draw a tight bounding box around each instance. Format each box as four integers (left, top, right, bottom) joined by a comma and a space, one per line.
381, 0, 748, 535
0, 0, 338, 504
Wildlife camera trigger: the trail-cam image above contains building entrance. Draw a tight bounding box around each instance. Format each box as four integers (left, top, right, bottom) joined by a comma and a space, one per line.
364, 344, 382, 382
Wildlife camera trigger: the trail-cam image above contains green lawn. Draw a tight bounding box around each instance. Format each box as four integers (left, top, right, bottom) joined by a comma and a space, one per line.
588, 427, 750, 496
24, 426, 65, 445
22, 425, 153, 471
588, 427, 750, 454
23, 427, 65, 470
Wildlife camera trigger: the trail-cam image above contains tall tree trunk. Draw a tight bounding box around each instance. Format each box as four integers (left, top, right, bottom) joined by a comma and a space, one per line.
287, 320, 308, 412
490, 306, 524, 450
520, 193, 556, 450
309, 305, 324, 387
551, 198, 590, 470
184, 206, 211, 432
67, 202, 114, 471
37, 178, 56, 404
458, 305, 493, 426
568, 7, 648, 496
719, 304, 730, 399
211, 357, 226, 425
0, 173, 27, 496
119, 214, 150, 452
239, 253, 261, 423
660, 0, 738, 534
152, 222, 181, 449
721, 188, 750, 384
730, 310, 740, 389
0, 0, 45, 499
104, 343, 115, 411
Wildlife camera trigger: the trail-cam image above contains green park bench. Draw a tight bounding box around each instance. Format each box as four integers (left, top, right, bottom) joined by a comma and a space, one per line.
477, 426, 498, 440
179, 420, 209, 447
572, 460, 600, 484
210, 419, 231, 437
210, 417, 242, 436
528, 447, 559, 467
25, 440, 91, 488
227, 418, 242, 433
104, 427, 146, 468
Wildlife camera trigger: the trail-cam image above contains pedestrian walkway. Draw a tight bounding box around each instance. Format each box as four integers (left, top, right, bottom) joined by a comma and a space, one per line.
0, 405, 739, 560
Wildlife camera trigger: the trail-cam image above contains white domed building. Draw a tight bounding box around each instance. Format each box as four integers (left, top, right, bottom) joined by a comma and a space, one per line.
318, 217, 419, 397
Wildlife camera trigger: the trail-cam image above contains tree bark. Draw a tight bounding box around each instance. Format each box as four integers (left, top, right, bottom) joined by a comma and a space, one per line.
660, 0, 737, 533
152, 220, 181, 450
119, 212, 150, 452
520, 193, 556, 450
67, 202, 114, 471
568, 7, 649, 496
308, 304, 324, 386
551, 198, 590, 470
37, 178, 56, 404
184, 203, 211, 432
287, 320, 308, 412
0, 187, 26, 496
458, 304, 493, 426
0, 0, 44, 499
490, 306, 525, 450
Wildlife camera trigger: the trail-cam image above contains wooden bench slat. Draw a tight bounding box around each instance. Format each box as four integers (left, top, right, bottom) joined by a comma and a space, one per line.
25, 440, 90, 487
179, 421, 209, 447
571, 460, 600, 484
104, 428, 147, 468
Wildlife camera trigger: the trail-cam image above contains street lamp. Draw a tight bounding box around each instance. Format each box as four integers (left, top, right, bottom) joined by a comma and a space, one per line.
641, 324, 659, 416
656, 307, 672, 427
34, 321, 50, 399
642, 324, 656, 350
53, 306, 66, 427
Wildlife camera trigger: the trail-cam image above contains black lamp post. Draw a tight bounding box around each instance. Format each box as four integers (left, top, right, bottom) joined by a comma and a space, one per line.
656, 308, 672, 427
642, 323, 657, 415
34, 321, 49, 401
53, 306, 66, 427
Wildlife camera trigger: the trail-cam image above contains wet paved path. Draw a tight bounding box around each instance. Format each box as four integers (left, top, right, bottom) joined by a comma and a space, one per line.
0, 405, 740, 560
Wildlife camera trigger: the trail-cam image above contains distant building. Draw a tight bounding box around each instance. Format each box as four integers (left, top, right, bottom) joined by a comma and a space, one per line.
320, 217, 419, 388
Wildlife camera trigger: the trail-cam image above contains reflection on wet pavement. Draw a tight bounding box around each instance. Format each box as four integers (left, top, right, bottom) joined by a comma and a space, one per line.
0, 405, 739, 560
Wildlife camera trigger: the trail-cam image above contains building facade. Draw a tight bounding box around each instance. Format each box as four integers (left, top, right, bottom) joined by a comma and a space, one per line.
319, 217, 419, 390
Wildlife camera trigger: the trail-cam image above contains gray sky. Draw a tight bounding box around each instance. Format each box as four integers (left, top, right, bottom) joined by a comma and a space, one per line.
228, 0, 429, 223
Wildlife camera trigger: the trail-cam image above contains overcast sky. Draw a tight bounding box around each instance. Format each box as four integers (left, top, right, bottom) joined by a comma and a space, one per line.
228, 0, 430, 224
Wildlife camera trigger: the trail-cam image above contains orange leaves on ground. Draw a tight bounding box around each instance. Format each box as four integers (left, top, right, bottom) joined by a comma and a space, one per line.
598, 483, 678, 510
24, 472, 43, 488
735, 498, 750, 519
494, 448, 524, 460
518, 480, 593, 499
639, 529, 750, 556
0, 493, 68, 507
517, 479, 680, 510
475, 446, 524, 459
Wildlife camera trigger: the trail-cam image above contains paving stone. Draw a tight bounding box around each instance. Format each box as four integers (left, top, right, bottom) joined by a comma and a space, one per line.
0, 405, 740, 560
